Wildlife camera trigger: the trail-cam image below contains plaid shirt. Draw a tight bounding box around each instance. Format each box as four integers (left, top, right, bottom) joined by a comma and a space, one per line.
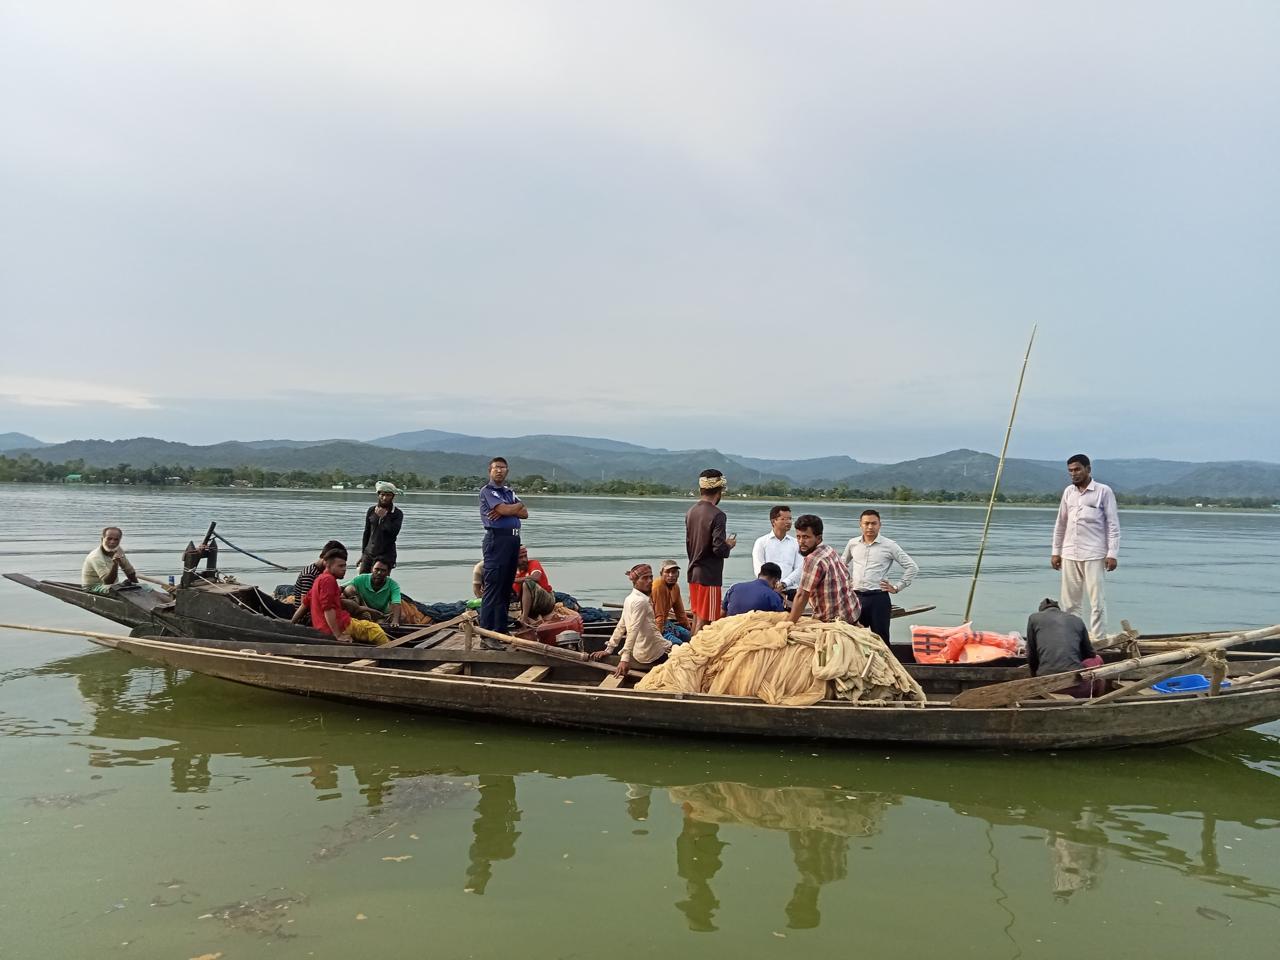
799, 544, 861, 623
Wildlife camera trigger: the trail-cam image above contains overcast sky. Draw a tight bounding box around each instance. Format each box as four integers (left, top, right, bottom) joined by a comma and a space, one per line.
2, 1, 1277, 462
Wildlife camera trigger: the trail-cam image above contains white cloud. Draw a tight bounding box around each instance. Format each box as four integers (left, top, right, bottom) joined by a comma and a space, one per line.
0, 376, 158, 410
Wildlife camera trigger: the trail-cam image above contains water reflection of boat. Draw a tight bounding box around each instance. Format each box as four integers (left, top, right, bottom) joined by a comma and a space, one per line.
27, 648, 1280, 921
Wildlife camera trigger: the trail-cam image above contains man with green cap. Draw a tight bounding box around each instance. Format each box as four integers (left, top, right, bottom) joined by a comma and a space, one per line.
359, 480, 404, 574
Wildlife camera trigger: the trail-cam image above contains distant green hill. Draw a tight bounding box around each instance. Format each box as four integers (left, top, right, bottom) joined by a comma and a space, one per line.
15, 437, 577, 482
0, 432, 47, 452
9, 430, 1280, 499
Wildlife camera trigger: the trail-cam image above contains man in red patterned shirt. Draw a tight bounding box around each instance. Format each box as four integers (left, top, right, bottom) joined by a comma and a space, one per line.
788, 514, 861, 624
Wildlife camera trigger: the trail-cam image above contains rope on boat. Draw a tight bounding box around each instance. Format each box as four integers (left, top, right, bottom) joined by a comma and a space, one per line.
212, 533, 290, 571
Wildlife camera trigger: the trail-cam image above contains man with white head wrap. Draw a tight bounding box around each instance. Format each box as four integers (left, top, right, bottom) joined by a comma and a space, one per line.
685, 468, 737, 638
591, 563, 671, 679
359, 480, 404, 574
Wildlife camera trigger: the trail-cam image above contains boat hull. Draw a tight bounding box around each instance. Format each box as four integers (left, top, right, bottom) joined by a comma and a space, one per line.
92, 633, 1280, 751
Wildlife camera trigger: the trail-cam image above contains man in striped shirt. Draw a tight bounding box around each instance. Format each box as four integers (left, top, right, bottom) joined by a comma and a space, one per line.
788, 515, 860, 624
841, 509, 919, 643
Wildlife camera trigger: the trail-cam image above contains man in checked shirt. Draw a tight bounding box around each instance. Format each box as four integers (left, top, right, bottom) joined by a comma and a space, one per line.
840, 509, 919, 644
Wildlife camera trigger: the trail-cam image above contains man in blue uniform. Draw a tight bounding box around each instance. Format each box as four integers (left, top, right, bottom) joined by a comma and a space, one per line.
479, 457, 528, 645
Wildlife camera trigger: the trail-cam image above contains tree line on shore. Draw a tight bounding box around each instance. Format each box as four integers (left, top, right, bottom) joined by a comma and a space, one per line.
1, 453, 1275, 509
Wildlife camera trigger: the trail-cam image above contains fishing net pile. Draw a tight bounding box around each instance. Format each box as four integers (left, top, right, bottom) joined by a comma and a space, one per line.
635, 611, 926, 707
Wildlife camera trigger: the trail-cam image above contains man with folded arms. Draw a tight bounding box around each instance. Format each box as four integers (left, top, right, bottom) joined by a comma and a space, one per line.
479, 456, 528, 645
841, 509, 919, 644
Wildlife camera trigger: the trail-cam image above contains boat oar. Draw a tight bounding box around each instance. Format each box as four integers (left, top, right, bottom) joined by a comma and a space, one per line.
951, 624, 1280, 709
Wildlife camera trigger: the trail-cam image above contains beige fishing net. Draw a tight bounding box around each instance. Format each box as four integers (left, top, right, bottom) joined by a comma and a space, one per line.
635, 611, 926, 707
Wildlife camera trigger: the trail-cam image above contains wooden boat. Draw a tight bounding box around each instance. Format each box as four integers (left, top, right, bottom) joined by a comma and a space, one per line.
4, 572, 936, 654
48, 624, 1280, 750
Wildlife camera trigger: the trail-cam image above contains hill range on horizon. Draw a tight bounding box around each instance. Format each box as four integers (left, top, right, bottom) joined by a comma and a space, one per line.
4, 428, 1280, 500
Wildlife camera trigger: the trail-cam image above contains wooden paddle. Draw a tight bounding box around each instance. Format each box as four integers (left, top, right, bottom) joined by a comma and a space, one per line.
951, 624, 1280, 709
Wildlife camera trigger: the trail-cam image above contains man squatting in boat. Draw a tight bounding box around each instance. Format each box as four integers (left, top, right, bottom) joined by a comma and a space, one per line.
81, 526, 139, 594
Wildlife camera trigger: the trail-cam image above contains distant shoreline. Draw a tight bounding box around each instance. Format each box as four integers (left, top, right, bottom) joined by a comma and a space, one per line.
6, 480, 1279, 516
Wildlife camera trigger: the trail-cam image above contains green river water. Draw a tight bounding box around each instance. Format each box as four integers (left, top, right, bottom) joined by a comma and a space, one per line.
1, 485, 1278, 959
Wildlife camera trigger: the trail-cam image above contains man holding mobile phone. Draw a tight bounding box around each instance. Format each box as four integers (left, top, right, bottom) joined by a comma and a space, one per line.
685, 468, 736, 637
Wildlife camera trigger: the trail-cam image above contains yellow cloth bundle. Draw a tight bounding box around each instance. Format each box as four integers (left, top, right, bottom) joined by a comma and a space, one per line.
635, 611, 926, 707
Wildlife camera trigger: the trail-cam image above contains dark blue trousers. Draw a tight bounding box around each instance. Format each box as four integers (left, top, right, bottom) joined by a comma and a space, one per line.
480, 529, 521, 635
856, 589, 892, 644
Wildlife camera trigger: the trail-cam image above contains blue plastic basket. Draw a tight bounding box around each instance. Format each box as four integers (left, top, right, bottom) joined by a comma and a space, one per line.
1151, 674, 1231, 694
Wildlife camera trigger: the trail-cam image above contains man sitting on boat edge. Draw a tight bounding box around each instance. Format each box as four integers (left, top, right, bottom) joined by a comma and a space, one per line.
652, 559, 692, 644
82, 526, 139, 594
513, 545, 556, 628
303, 545, 390, 645
591, 563, 672, 678
342, 557, 403, 628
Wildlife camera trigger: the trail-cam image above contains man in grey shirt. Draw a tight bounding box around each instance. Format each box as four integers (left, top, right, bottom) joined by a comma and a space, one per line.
840, 509, 918, 643
1026, 599, 1101, 697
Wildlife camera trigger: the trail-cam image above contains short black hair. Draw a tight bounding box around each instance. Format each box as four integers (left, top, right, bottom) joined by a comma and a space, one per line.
322, 545, 348, 561
794, 514, 824, 538
1067, 454, 1091, 468
371, 556, 393, 570
769, 505, 791, 521
489, 456, 508, 467
759, 562, 782, 580
860, 509, 881, 520
1038, 598, 1059, 611
320, 539, 345, 555
699, 468, 723, 481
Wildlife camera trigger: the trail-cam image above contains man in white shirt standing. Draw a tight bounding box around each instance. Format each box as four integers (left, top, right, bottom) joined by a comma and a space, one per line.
1051, 453, 1120, 642
751, 505, 803, 601
840, 509, 919, 644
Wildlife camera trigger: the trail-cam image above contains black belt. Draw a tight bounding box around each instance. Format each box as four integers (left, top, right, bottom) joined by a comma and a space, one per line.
484, 528, 521, 536
856, 589, 887, 596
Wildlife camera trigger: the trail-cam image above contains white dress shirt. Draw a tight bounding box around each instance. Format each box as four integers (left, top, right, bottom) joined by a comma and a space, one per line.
605, 588, 672, 665
840, 535, 919, 592
751, 532, 804, 590
1052, 480, 1120, 561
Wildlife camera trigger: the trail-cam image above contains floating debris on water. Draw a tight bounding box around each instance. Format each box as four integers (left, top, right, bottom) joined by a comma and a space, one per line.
312, 775, 476, 862
202, 889, 308, 939
22, 788, 118, 809
1195, 906, 1232, 925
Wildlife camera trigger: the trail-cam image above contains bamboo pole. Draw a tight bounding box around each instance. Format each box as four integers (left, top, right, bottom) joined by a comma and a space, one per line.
0, 622, 132, 643
963, 325, 1037, 623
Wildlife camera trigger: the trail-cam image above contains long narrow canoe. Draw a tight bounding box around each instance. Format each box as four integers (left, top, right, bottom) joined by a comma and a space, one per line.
55, 627, 1280, 750
3, 573, 936, 653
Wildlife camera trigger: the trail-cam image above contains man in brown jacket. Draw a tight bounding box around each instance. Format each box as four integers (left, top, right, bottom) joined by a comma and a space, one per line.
685, 468, 736, 637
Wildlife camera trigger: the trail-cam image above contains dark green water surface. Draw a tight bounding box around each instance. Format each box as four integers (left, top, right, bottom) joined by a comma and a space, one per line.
2, 486, 1278, 958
